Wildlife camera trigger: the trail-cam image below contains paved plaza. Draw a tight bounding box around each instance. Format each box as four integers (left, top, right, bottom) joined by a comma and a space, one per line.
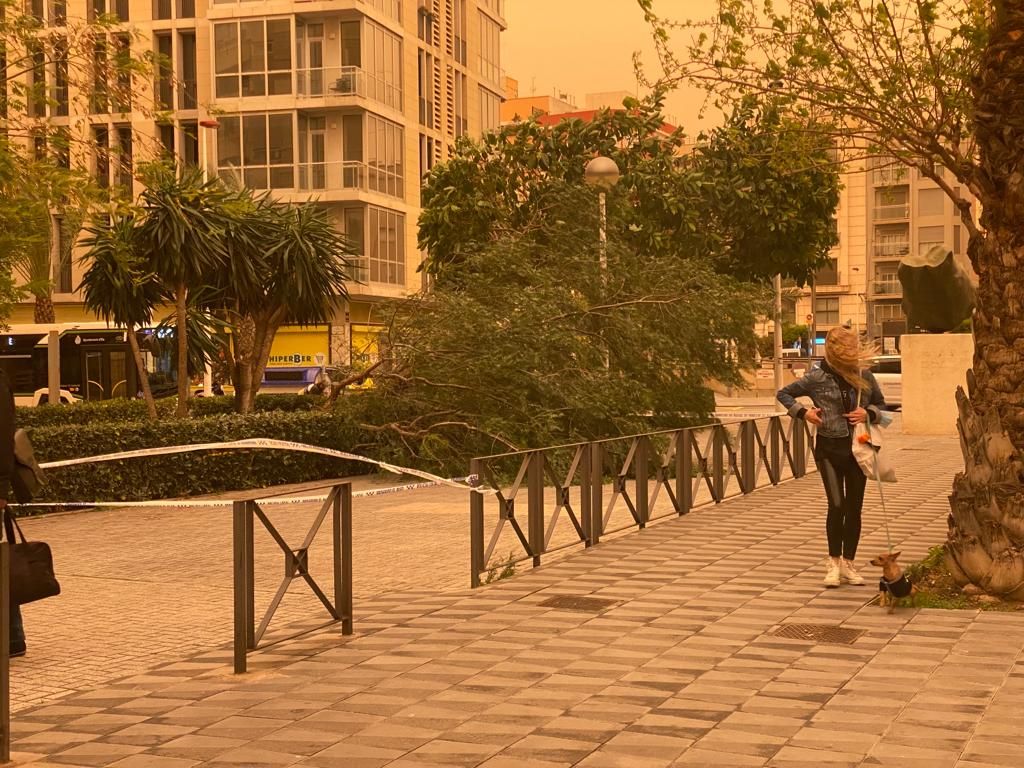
7, 419, 1024, 767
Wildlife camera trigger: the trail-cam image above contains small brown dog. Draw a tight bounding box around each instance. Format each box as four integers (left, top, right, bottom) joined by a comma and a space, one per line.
870, 551, 916, 613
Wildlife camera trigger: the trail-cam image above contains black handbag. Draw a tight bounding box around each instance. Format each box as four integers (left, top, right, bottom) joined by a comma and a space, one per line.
3, 509, 60, 605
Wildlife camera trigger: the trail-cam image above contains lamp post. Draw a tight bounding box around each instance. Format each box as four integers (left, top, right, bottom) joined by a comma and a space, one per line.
585, 157, 620, 369
199, 119, 219, 398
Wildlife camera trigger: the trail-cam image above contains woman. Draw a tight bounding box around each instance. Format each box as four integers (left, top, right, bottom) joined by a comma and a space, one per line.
777, 327, 887, 588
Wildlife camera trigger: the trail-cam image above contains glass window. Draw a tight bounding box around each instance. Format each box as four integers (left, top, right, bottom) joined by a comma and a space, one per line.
918, 188, 945, 217
154, 0, 172, 20
214, 23, 239, 98
954, 224, 962, 254
54, 216, 73, 294
365, 115, 403, 198
217, 112, 293, 190
479, 86, 500, 132
918, 225, 945, 255
478, 12, 500, 85
215, 18, 292, 99
815, 297, 839, 326
363, 20, 402, 110
181, 121, 199, 166
367, 206, 404, 285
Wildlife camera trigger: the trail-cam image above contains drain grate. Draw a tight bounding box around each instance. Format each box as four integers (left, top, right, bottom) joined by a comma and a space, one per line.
768, 623, 865, 645
539, 595, 618, 612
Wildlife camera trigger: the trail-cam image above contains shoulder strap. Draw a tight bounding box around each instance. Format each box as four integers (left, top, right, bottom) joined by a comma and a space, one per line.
2, 508, 26, 544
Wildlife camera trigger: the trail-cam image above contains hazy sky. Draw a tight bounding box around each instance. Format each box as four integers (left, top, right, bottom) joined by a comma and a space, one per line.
502, 0, 721, 134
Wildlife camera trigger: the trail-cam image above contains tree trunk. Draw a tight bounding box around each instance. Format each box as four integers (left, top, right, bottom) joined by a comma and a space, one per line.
246, 308, 287, 413
175, 285, 189, 417
233, 313, 257, 414
33, 294, 55, 324
127, 330, 159, 420
946, 8, 1024, 597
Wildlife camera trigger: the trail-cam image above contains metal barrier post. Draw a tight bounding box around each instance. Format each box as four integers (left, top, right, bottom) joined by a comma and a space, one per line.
793, 419, 808, 478
676, 429, 693, 516
770, 417, 782, 484
339, 484, 353, 635
469, 458, 485, 587
580, 446, 593, 547
590, 442, 604, 545
527, 452, 544, 567
635, 437, 649, 528
740, 421, 756, 494
1, 541, 10, 764
232, 501, 252, 674
712, 426, 726, 501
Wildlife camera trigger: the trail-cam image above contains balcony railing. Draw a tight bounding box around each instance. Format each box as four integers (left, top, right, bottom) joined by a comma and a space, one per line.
873, 243, 910, 261
874, 204, 910, 220
297, 160, 404, 199
295, 66, 402, 111
872, 167, 909, 186
873, 280, 902, 296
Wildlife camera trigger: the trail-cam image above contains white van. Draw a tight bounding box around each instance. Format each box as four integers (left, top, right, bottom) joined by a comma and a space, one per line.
868, 355, 902, 407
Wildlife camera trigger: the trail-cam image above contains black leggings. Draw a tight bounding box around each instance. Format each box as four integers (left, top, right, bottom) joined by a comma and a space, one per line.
816, 440, 867, 559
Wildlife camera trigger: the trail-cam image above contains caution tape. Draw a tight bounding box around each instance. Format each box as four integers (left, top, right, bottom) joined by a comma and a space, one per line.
20, 438, 496, 509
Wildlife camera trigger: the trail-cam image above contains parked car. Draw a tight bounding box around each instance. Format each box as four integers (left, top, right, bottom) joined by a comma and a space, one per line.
17, 388, 81, 407
868, 355, 902, 408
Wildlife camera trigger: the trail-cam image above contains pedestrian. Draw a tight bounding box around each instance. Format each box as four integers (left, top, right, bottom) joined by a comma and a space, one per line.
0, 369, 24, 656
776, 326, 888, 588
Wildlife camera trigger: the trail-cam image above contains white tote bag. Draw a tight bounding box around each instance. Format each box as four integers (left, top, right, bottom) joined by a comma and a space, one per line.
852, 389, 896, 482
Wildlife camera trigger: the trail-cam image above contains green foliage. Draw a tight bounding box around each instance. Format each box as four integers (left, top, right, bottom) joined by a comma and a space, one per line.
16, 394, 317, 429
419, 95, 839, 285
29, 409, 369, 503
366, 208, 766, 465
483, 553, 518, 584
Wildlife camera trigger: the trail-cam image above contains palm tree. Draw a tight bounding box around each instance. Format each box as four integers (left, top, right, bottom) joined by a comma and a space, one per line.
79, 212, 162, 419
135, 162, 238, 416
13, 227, 55, 324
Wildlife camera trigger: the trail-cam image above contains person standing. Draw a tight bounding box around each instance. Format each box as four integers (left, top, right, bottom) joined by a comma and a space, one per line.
0, 369, 24, 656
777, 327, 887, 588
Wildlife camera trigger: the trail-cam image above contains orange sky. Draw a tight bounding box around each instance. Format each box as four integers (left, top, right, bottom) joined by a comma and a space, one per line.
502, 0, 722, 134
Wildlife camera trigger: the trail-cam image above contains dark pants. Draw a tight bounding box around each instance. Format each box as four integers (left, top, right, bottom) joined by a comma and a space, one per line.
9, 602, 24, 648
816, 437, 867, 560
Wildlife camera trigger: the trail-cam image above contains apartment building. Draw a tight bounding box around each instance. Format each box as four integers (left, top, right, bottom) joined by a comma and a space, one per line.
787, 156, 976, 354
8, 0, 506, 368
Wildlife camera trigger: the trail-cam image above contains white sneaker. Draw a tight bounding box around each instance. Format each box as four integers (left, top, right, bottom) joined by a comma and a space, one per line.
824, 558, 841, 588
841, 559, 865, 586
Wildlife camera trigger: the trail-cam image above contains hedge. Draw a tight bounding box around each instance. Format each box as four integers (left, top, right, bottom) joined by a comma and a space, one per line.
16, 393, 316, 429
27, 409, 374, 504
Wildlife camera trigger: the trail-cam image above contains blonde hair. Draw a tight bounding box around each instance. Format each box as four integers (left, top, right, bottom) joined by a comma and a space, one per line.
824, 326, 874, 392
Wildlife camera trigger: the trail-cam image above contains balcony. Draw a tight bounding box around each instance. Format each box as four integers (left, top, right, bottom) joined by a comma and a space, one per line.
874, 204, 910, 221
295, 66, 402, 112
874, 242, 910, 260
872, 166, 909, 186
873, 280, 902, 296
294, 161, 404, 199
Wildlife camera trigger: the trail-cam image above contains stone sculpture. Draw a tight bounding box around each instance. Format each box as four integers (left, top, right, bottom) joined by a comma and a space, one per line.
898, 245, 976, 333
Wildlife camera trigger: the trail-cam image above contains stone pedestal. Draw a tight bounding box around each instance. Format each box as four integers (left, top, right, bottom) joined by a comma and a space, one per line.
901, 333, 974, 435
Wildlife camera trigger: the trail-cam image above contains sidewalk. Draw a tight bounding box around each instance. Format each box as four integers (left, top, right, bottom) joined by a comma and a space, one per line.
8, 429, 1020, 767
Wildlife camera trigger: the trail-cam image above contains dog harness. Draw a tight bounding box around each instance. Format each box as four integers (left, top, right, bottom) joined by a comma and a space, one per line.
879, 574, 913, 599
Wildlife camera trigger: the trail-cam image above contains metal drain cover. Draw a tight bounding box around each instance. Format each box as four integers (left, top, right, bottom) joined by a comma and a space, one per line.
539, 595, 618, 612
768, 623, 865, 645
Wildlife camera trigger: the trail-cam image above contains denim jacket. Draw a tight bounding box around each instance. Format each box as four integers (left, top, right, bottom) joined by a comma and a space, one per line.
776, 363, 886, 438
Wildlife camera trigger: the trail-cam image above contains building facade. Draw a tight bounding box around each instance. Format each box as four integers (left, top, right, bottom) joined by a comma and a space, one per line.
786, 156, 976, 354
8, 0, 505, 368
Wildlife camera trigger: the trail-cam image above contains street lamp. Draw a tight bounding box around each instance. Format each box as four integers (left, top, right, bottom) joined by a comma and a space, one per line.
584, 156, 620, 275
585, 157, 620, 369
198, 119, 219, 398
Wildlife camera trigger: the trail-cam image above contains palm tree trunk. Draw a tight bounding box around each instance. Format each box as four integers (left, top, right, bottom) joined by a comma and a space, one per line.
249, 309, 286, 413
946, 8, 1024, 597
175, 284, 189, 417
33, 294, 55, 324
233, 314, 257, 414
127, 330, 158, 420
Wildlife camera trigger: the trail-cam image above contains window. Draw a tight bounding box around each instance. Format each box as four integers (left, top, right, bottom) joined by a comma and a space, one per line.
112, 34, 132, 112
93, 126, 110, 188
453, 0, 468, 64
91, 0, 128, 21
954, 224, 962, 255
419, 133, 436, 178
91, 40, 108, 113
115, 125, 133, 192
363, 19, 403, 110
54, 216, 73, 294
28, 42, 46, 118
918, 188, 945, 217
814, 257, 838, 286
342, 207, 366, 280
875, 302, 905, 323
217, 113, 294, 189
454, 70, 467, 137
53, 38, 69, 116
155, 33, 173, 108
418, 49, 436, 128
366, 115, 404, 198
479, 87, 500, 132
418, 3, 435, 44
179, 32, 197, 108
918, 225, 945, 255
178, 0, 195, 17
154, 0, 172, 19
214, 19, 292, 98
367, 206, 405, 284
181, 120, 199, 166
50, 0, 67, 25
815, 297, 839, 326
478, 12, 500, 85
158, 123, 175, 156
